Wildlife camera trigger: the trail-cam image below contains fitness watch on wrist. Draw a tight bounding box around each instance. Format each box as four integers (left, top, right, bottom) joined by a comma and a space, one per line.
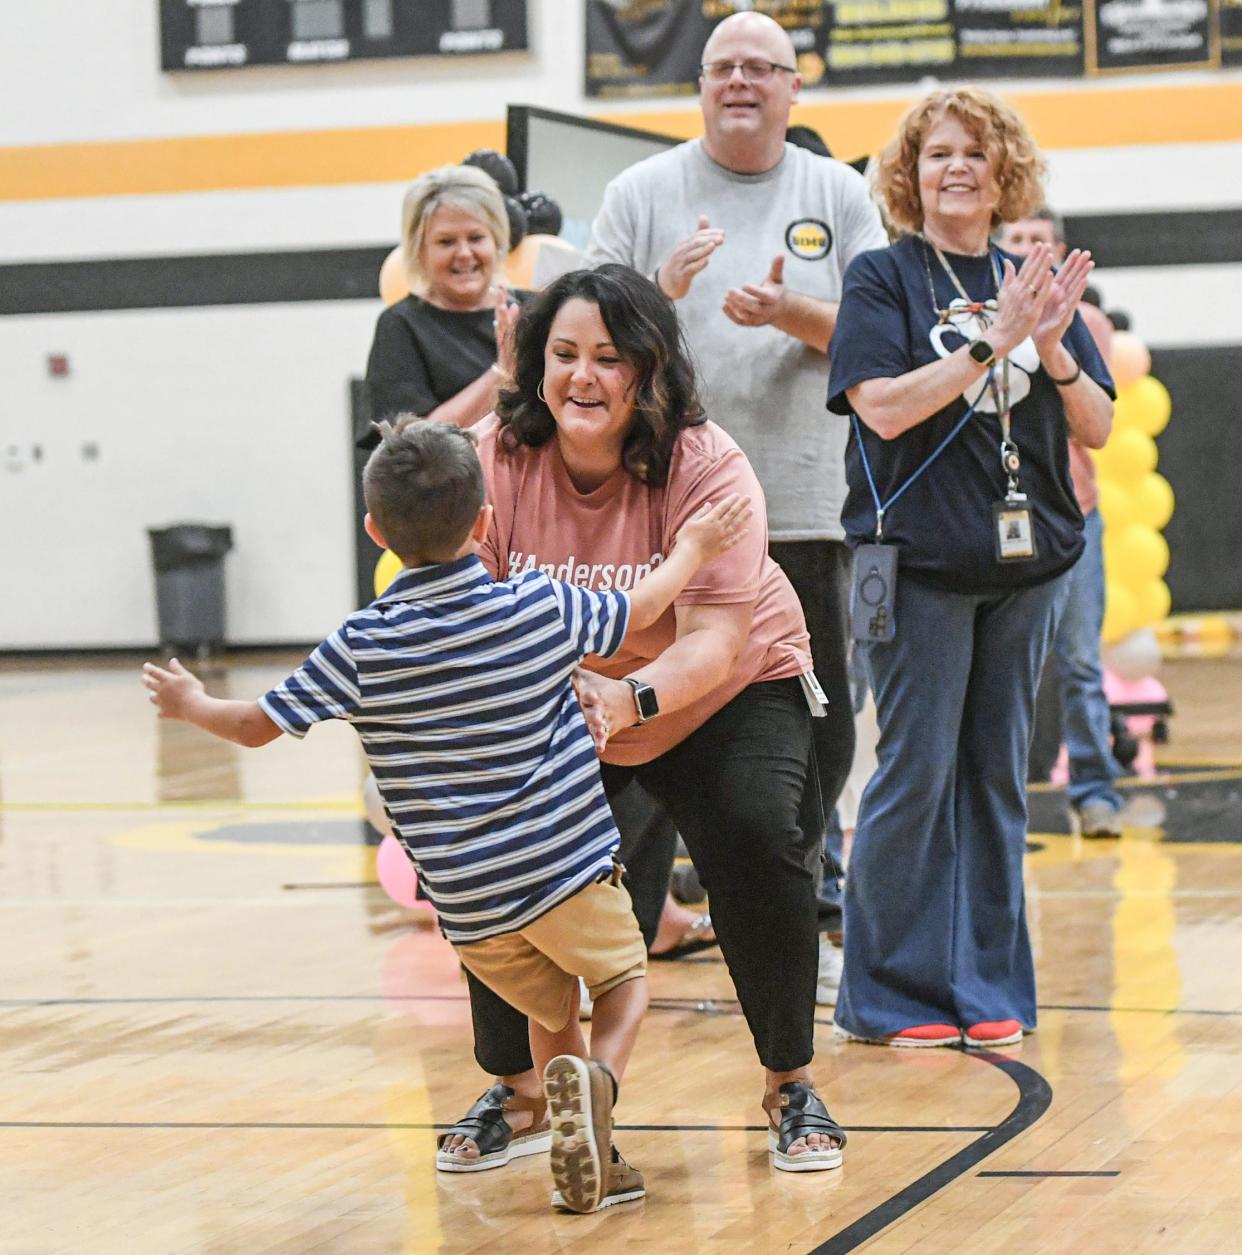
968, 337, 997, 368
623, 677, 659, 723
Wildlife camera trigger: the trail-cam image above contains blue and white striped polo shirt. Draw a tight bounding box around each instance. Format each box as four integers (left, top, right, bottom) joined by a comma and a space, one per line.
259, 555, 630, 943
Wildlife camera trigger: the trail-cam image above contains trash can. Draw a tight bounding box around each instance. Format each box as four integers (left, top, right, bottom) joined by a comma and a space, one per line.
147, 524, 233, 653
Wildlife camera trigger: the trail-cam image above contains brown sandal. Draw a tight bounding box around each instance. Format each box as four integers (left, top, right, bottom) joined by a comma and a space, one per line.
435, 1084, 551, 1173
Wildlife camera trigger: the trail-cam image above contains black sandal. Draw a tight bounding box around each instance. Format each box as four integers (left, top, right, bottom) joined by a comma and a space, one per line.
435, 1083, 551, 1173
766, 1081, 847, 1172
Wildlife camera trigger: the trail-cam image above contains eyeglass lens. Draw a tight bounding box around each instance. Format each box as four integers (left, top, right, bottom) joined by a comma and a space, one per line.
702, 59, 783, 82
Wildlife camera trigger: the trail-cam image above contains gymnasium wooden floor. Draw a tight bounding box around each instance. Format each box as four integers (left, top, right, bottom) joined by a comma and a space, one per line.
3, 652, 1241, 1254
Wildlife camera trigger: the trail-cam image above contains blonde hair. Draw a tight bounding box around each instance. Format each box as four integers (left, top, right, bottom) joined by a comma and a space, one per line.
874, 87, 1047, 236
400, 164, 509, 296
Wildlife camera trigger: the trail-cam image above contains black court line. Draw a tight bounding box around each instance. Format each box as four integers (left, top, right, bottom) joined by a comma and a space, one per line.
0, 988, 1062, 1250
5, 995, 1238, 1019
978, 1170, 1120, 1178
808, 1053, 1053, 1255
0, 1120, 990, 1133
283, 881, 378, 890
1038, 1003, 1242, 1017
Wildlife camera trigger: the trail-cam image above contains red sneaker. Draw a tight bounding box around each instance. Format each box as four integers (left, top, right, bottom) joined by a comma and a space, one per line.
963, 1020, 1023, 1048
836, 1022, 961, 1048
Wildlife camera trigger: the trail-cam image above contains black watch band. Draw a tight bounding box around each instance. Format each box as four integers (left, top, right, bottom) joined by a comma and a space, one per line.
968, 337, 996, 368
623, 677, 659, 723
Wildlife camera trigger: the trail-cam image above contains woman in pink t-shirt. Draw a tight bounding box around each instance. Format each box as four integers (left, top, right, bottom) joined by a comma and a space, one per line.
438, 264, 847, 1177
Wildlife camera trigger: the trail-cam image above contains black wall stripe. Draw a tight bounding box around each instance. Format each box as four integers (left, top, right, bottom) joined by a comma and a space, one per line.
1064, 208, 1242, 270
1, 208, 1238, 317
0, 246, 389, 316
1152, 344, 1242, 612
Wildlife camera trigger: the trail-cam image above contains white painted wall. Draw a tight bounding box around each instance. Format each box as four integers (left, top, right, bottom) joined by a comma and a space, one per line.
3, 1, 1241, 647
0, 303, 372, 647
4, 0, 591, 146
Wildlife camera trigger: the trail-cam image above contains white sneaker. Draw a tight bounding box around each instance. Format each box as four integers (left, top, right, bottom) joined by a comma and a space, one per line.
1075, 800, 1124, 839
816, 936, 843, 1006
578, 977, 593, 1021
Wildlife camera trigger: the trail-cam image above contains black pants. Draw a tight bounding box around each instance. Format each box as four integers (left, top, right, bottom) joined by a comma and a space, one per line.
466, 678, 822, 1076
768, 539, 854, 926
767, 540, 855, 818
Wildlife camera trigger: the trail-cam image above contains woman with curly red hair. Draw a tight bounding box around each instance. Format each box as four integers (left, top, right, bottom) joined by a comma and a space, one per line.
829, 88, 1115, 1048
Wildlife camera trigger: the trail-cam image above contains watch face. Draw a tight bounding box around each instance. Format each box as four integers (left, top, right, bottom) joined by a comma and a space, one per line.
969, 339, 994, 364
629, 681, 659, 721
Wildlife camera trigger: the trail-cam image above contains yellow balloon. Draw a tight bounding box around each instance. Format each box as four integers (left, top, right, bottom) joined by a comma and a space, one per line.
1102, 581, 1138, 643
1096, 477, 1135, 532
1130, 472, 1175, 530
1108, 331, 1151, 390
1115, 375, 1172, 438
1097, 427, 1158, 484
374, 549, 403, 597
379, 245, 410, 307
1108, 525, 1170, 584
1132, 579, 1172, 629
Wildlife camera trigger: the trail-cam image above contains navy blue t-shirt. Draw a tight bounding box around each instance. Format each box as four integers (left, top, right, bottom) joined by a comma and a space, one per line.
828, 234, 1114, 595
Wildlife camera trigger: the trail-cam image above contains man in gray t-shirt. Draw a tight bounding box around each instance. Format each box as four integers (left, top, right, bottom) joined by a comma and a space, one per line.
587, 11, 888, 971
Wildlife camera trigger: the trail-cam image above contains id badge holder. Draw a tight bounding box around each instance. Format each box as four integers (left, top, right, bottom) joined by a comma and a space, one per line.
993, 493, 1038, 563
851, 544, 897, 643
799, 670, 829, 717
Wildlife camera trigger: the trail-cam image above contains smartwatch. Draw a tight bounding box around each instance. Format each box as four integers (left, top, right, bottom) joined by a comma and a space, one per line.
968, 337, 997, 368
623, 677, 659, 723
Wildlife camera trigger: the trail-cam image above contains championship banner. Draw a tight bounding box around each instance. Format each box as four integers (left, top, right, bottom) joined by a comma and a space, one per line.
585, 0, 1233, 93
161, 0, 529, 72
1224, 0, 1242, 65
1088, 0, 1218, 72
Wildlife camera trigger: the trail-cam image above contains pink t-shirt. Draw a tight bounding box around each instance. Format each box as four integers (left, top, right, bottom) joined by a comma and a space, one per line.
474, 414, 812, 766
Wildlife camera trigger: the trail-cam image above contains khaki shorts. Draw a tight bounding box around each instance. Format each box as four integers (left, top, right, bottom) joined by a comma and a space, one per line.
454, 874, 647, 1032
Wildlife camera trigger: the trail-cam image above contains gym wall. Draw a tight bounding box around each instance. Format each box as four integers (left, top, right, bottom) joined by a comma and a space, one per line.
2, 3, 1239, 647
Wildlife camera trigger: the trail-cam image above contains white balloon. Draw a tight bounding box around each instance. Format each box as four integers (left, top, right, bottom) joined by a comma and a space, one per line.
362, 773, 393, 837
1103, 627, 1162, 683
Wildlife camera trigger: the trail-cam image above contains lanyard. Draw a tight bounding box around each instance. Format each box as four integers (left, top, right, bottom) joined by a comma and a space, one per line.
851, 398, 982, 541
925, 239, 1023, 495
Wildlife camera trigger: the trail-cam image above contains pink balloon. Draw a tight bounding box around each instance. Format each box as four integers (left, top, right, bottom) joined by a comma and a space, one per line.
376, 835, 434, 912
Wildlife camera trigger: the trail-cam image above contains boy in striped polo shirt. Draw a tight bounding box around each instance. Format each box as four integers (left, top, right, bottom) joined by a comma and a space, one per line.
143, 417, 748, 1215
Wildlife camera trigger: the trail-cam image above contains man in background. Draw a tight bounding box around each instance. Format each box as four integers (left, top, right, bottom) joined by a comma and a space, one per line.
588, 10, 890, 997
998, 208, 1125, 838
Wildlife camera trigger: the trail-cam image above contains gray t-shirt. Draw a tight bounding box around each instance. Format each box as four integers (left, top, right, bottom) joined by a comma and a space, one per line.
588, 139, 888, 541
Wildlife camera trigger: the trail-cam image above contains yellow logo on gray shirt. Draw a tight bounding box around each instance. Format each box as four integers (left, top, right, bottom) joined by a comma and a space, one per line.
785, 218, 833, 260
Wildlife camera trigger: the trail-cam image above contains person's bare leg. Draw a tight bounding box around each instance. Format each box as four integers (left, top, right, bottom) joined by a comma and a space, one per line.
439, 1068, 543, 1160
530, 982, 589, 1078
649, 894, 714, 955
585, 975, 648, 1085
764, 1067, 843, 1155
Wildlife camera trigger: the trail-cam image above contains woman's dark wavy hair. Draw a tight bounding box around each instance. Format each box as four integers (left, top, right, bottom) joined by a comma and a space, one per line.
495, 264, 704, 487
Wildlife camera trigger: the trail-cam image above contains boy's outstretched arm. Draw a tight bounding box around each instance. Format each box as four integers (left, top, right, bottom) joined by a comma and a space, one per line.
142, 658, 282, 748
624, 494, 751, 635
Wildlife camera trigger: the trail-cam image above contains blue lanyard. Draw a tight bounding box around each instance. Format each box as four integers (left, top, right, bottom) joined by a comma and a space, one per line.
850, 382, 987, 541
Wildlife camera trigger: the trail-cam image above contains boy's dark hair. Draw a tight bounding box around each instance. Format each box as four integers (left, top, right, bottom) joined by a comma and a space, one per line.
495, 264, 704, 488
363, 416, 485, 566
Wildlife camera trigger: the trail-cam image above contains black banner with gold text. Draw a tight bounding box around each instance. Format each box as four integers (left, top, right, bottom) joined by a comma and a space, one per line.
585, 0, 1234, 94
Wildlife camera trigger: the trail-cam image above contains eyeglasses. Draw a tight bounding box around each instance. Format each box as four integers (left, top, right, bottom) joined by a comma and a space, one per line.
700, 59, 797, 83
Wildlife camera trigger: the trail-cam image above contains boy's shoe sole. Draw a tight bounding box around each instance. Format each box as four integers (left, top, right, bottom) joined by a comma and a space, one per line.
544, 1055, 613, 1214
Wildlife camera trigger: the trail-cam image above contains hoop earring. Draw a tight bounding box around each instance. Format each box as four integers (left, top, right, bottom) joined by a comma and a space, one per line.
536, 379, 547, 404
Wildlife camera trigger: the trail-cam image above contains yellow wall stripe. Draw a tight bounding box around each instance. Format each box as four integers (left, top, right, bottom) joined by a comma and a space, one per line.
650, 80, 1242, 161
3, 81, 1240, 203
